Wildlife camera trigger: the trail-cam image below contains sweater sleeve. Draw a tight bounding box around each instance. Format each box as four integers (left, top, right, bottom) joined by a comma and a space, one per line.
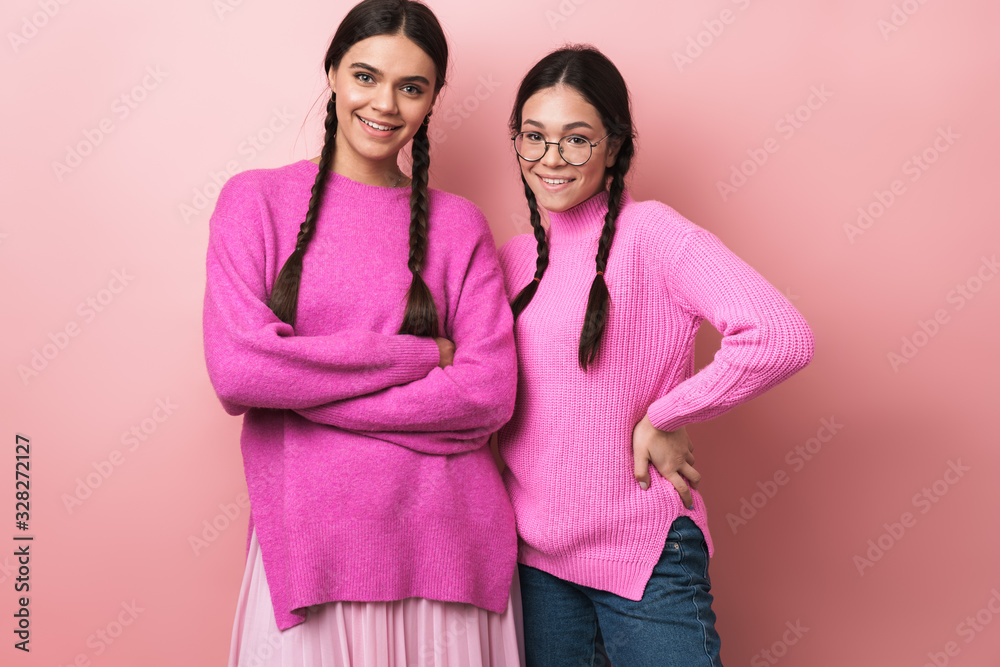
202, 174, 441, 416
645, 227, 814, 432
291, 208, 517, 455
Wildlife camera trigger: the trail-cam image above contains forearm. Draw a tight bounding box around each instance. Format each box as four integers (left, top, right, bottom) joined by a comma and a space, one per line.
647, 228, 814, 431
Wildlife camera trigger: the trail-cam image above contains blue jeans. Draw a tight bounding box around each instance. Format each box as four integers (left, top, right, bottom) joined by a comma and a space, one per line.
518, 516, 723, 667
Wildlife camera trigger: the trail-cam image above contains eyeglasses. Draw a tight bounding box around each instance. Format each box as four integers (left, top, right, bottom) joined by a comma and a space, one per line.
512, 131, 612, 166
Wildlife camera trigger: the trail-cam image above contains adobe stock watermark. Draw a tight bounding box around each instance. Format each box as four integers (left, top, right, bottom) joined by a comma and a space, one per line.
853, 459, 970, 576
55, 600, 144, 667
7, 0, 72, 54
726, 417, 844, 535
750, 619, 809, 666
426, 75, 501, 148
189, 492, 250, 556
179, 107, 294, 224
0, 555, 17, 585
17, 268, 135, 385
877, 0, 932, 41
510, 211, 534, 236
673, 0, 754, 72
716, 84, 833, 202
240, 631, 282, 667
214, 0, 249, 21
51, 65, 168, 182
545, 0, 589, 30
887, 254, 997, 372
844, 126, 959, 244
921, 587, 1000, 667
61, 398, 180, 514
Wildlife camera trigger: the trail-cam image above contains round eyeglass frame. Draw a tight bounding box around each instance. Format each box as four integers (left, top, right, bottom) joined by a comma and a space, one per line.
511, 131, 612, 166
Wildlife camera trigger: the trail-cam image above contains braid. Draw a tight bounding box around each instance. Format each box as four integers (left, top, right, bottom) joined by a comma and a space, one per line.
398, 115, 439, 337
510, 174, 549, 321
578, 147, 631, 370
266, 93, 338, 326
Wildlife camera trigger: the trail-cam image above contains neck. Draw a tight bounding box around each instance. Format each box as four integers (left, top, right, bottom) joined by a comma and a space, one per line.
313, 144, 407, 188
545, 189, 621, 244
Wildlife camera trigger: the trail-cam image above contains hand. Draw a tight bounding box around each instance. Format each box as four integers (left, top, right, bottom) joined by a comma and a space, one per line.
632, 415, 701, 509
488, 431, 505, 474
434, 337, 455, 368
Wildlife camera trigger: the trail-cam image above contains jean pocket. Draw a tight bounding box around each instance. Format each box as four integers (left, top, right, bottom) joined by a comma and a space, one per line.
667, 515, 703, 542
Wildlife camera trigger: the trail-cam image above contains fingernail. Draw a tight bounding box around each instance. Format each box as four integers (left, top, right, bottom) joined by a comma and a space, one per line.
687, 504, 694, 510
639, 481, 648, 490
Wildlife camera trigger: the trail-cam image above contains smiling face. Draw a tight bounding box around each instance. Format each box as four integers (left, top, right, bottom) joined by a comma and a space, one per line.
517, 84, 618, 213
327, 32, 438, 183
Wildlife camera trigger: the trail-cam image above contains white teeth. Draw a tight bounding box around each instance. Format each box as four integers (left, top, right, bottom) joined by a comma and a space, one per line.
542, 177, 571, 185
359, 116, 397, 131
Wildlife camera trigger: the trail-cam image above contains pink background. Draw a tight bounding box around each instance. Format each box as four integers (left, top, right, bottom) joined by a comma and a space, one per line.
3, 0, 999, 664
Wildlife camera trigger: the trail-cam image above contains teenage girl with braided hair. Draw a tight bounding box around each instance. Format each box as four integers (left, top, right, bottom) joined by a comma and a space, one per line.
203, 1, 525, 665
495, 45, 814, 666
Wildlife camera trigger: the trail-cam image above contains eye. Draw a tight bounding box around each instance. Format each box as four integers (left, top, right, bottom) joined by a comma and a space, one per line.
354, 72, 374, 84
523, 132, 543, 142
401, 84, 422, 95
565, 135, 589, 146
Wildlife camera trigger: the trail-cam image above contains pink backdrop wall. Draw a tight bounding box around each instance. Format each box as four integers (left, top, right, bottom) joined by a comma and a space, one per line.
3, 0, 998, 664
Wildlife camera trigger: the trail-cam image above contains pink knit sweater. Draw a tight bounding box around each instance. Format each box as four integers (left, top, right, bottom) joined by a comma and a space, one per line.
496, 190, 814, 599
202, 160, 518, 630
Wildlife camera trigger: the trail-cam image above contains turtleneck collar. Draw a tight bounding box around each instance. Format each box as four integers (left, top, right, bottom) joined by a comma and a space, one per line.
545, 189, 633, 245
292, 159, 411, 202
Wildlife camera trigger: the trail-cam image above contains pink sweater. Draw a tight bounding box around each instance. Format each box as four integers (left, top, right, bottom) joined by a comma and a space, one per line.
496, 190, 814, 599
202, 160, 518, 630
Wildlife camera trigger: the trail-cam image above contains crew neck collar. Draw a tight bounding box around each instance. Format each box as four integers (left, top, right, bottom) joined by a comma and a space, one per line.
292, 159, 411, 201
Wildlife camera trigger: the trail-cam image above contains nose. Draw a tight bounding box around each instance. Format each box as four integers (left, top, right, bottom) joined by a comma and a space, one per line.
539, 141, 565, 169
371, 84, 398, 116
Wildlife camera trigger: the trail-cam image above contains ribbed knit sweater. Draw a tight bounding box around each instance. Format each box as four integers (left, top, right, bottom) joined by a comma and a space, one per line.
202, 160, 518, 630
496, 190, 814, 599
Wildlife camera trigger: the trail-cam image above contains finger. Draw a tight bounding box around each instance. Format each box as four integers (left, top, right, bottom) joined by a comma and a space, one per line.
633, 446, 651, 491
667, 472, 692, 508
679, 462, 702, 490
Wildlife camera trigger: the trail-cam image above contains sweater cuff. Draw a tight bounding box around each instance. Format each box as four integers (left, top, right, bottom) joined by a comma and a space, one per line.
646, 402, 687, 433
387, 335, 441, 383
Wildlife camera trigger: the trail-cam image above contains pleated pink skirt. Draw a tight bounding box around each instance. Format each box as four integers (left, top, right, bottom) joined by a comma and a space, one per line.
228, 528, 525, 667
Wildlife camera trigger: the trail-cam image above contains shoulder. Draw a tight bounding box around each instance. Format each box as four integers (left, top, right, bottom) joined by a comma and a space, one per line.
427, 188, 488, 228
497, 233, 537, 300
620, 197, 705, 243
498, 232, 536, 268
210, 161, 311, 232
426, 188, 499, 248
219, 160, 311, 200
618, 195, 718, 262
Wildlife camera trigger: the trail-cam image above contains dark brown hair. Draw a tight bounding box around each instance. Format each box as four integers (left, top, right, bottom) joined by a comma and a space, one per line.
266, 0, 448, 337
508, 45, 636, 369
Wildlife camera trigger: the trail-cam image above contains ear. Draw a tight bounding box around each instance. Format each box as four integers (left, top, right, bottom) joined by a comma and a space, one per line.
327, 66, 337, 95
604, 136, 622, 169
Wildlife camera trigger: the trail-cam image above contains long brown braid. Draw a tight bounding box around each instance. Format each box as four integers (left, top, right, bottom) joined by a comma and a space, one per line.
508, 45, 637, 370
264, 0, 448, 334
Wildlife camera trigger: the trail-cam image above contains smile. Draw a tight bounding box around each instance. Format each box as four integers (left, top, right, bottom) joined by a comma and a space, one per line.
540, 177, 573, 185
357, 115, 401, 132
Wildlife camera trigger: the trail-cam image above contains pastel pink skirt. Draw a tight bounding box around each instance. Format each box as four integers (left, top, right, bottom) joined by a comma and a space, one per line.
228, 528, 525, 667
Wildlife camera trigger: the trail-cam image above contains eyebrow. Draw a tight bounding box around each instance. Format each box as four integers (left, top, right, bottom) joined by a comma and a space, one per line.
349, 62, 431, 86
523, 119, 595, 131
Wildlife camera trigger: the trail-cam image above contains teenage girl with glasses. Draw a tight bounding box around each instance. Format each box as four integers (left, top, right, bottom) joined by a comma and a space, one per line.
496, 45, 814, 667
203, 1, 524, 664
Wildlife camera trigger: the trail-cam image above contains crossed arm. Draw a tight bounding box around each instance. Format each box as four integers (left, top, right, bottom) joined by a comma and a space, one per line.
203, 180, 516, 455
291, 222, 518, 455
